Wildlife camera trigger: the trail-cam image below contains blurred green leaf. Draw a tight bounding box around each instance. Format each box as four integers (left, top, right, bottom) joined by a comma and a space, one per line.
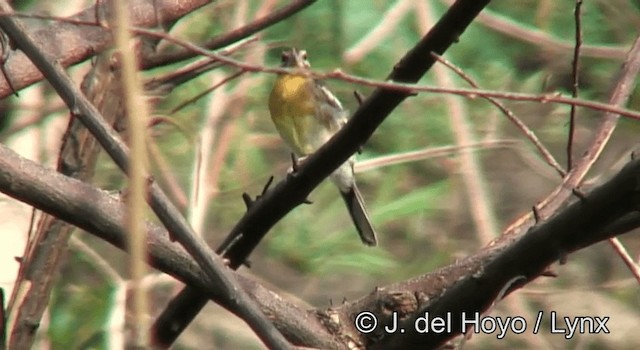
373, 180, 449, 223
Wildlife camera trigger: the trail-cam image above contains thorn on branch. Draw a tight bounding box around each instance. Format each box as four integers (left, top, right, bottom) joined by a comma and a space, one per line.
290, 152, 300, 173
241, 192, 254, 210
532, 205, 541, 223
353, 90, 365, 105
572, 187, 587, 201
118, 187, 129, 203
283, 154, 313, 204
242, 176, 275, 210
558, 252, 568, 265
260, 176, 274, 197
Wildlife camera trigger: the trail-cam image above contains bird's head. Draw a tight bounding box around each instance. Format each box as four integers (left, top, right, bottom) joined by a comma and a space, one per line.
280, 48, 310, 69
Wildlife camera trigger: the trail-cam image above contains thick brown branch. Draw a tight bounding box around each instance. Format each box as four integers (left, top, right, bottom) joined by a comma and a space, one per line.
148, 0, 493, 346
219, 0, 492, 281
0, 0, 213, 98
141, 0, 318, 69
8, 53, 124, 350
0, 143, 339, 349
337, 158, 640, 349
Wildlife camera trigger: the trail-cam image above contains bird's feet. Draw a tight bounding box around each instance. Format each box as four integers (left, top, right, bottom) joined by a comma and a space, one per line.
287, 153, 308, 174
286, 153, 313, 205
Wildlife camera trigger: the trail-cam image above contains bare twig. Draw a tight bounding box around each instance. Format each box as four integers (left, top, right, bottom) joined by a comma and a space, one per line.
170, 70, 244, 114
187, 71, 230, 235
504, 33, 640, 238
416, 0, 497, 244
151, 45, 268, 347
540, 35, 640, 216
440, 0, 627, 60
142, 0, 318, 69
6, 18, 628, 122
355, 139, 517, 173
9, 17, 628, 121
111, 0, 150, 344
343, 0, 414, 63
0, 0, 214, 97
326, 70, 640, 120
144, 37, 258, 94
608, 238, 640, 284
431, 52, 566, 178
567, 0, 583, 170
6, 53, 121, 349
136, 26, 640, 121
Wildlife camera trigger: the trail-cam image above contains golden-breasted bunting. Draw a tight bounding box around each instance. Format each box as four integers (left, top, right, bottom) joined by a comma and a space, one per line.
268, 48, 377, 246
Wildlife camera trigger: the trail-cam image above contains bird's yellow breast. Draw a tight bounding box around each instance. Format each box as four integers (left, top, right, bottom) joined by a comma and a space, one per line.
269, 74, 315, 117
269, 74, 325, 155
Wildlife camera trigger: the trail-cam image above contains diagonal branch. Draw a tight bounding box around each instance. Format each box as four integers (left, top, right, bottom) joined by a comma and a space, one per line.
430, 52, 566, 178
440, 0, 627, 60
0, 0, 214, 98
0, 142, 339, 349
7, 53, 124, 350
142, 0, 318, 69
0, 2, 289, 349
504, 32, 640, 237
0, 0, 317, 98
346, 156, 640, 349
148, 0, 492, 346
220, 0, 492, 274
567, 0, 584, 170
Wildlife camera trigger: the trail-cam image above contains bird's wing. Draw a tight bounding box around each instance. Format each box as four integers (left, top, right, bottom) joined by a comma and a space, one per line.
311, 80, 348, 132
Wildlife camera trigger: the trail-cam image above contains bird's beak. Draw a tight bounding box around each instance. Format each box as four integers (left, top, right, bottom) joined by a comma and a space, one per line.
291, 48, 309, 68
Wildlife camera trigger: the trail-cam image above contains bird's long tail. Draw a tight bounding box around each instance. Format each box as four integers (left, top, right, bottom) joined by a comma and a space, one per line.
340, 184, 378, 246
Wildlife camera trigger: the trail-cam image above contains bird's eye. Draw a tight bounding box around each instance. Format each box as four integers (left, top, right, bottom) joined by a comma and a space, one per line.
281, 51, 290, 63
300, 51, 308, 61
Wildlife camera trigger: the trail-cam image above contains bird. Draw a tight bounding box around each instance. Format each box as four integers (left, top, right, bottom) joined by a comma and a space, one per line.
268, 48, 378, 246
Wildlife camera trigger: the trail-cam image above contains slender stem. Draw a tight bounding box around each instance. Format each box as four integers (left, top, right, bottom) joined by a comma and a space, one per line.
567, 0, 583, 170
111, 0, 150, 345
